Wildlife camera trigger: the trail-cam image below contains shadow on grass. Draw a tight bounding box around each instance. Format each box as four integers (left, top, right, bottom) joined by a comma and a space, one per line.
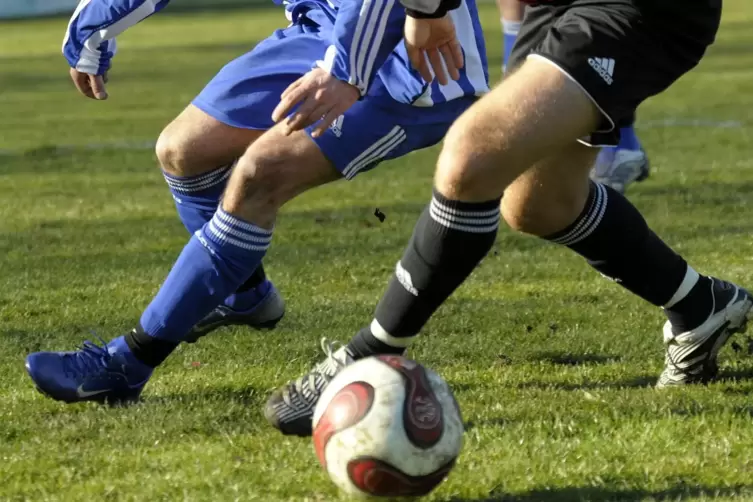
513, 375, 655, 392
145, 384, 262, 408
718, 367, 753, 384
531, 352, 621, 366
449, 484, 753, 501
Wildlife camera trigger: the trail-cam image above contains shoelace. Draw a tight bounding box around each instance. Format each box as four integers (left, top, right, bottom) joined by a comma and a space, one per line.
62, 335, 111, 378
283, 338, 346, 408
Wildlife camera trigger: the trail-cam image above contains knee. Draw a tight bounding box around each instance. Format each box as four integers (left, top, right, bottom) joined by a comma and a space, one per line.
155, 126, 198, 177
501, 181, 589, 237
434, 121, 507, 202
229, 149, 296, 212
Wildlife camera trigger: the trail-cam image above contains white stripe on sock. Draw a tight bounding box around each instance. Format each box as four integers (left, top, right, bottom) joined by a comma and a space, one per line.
429, 205, 500, 233
551, 183, 608, 246
163, 165, 232, 193
216, 209, 273, 236
210, 217, 273, 245
207, 220, 270, 251
663, 266, 701, 309
430, 199, 501, 226
370, 319, 416, 348
502, 19, 522, 36
431, 197, 500, 218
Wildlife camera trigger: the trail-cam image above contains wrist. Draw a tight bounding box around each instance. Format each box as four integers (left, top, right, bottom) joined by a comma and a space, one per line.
74, 46, 109, 75
314, 61, 365, 97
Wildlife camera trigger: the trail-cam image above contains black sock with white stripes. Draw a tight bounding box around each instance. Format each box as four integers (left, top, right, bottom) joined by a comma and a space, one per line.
546, 182, 711, 316
347, 189, 501, 359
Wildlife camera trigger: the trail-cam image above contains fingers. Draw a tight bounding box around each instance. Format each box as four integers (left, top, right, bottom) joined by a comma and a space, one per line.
272, 82, 309, 123
427, 48, 448, 86
439, 43, 461, 82
407, 44, 433, 84
284, 97, 328, 134
448, 39, 464, 72
311, 107, 342, 138
280, 78, 303, 101
89, 74, 108, 100
70, 68, 95, 99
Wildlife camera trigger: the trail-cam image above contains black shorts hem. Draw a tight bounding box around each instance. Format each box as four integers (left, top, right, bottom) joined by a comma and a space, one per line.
527, 53, 615, 135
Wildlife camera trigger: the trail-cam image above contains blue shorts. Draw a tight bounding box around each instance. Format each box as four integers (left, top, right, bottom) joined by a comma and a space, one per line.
192, 9, 476, 180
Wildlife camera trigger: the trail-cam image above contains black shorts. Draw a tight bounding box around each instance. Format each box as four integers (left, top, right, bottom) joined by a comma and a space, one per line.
508, 0, 722, 146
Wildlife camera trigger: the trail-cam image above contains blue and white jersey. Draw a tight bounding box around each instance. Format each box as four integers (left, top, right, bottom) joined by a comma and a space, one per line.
63, 0, 170, 75
62, 0, 488, 106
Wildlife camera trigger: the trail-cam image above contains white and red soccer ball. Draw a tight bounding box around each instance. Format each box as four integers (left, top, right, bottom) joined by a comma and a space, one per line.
313, 355, 464, 498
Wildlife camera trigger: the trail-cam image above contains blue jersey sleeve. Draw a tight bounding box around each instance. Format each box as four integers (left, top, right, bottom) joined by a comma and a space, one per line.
63, 0, 171, 75
317, 0, 406, 96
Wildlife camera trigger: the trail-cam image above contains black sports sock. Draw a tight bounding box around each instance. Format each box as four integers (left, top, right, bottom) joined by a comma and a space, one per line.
664, 274, 714, 332
125, 327, 179, 368
546, 181, 712, 324
347, 189, 501, 359
237, 264, 267, 293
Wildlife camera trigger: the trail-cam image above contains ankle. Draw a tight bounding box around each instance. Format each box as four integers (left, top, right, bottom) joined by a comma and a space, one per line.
225, 280, 272, 311
123, 328, 178, 368
664, 275, 713, 332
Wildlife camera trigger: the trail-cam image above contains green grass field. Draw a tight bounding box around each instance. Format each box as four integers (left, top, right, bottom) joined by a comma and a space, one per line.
2, 2, 753, 500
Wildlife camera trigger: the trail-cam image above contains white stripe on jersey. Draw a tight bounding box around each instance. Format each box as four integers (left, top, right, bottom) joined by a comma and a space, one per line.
412, 0, 488, 105
350, 0, 396, 92
68, 0, 164, 73
62, 0, 94, 52
361, 0, 397, 91
349, 0, 372, 89
449, 1, 488, 96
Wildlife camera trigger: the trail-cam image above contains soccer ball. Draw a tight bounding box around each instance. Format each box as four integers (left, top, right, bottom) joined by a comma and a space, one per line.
312, 355, 464, 499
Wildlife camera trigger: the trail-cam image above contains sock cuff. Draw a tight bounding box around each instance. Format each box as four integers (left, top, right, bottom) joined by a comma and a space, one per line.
663, 266, 701, 309
205, 208, 273, 252
370, 319, 417, 348
163, 164, 232, 194
429, 189, 501, 234
547, 182, 608, 246
502, 19, 522, 35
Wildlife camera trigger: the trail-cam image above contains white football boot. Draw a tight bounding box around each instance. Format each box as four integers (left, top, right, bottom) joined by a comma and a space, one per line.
265, 338, 354, 436
590, 147, 650, 194
657, 279, 753, 388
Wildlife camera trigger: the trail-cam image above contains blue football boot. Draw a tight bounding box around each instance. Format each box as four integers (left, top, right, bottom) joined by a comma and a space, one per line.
25, 334, 153, 404
185, 280, 285, 343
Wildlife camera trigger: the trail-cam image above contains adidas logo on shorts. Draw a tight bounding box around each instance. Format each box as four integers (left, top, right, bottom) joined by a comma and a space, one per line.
588, 57, 615, 85
329, 115, 344, 138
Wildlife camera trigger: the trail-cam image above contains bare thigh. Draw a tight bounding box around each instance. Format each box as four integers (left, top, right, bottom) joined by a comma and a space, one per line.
433, 57, 601, 202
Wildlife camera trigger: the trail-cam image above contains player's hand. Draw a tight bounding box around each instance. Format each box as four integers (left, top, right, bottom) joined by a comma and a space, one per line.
404, 15, 464, 85
271, 68, 360, 138
69, 68, 109, 100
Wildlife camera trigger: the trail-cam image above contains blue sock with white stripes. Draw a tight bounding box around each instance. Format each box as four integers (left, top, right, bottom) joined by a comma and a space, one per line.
163, 165, 270, 311
347, 189, 501, 359
163, 166, 231, 234
139, 207, 273, 345
502, 19, 521, 73
545, 181, 689, 306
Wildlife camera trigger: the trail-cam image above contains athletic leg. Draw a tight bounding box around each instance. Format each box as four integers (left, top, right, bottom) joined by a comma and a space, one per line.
266, 0, 743, 436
